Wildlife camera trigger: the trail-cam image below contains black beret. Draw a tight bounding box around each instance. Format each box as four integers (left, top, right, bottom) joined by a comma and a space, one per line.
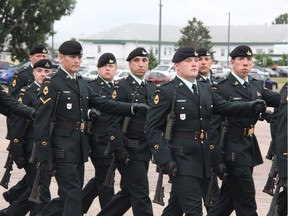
59, 40, 83, 55
196, 48, 211, 57
172, 47, 198, 63
97, 53, 117, 67
126, 47, 148, 61
230, 45, 253, 58
29, 44, 48, 55
33, 59, 53, 69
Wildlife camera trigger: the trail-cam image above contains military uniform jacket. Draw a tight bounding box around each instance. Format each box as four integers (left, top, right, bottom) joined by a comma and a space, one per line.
9, 65, 34, 98
146, 76, 260, 178
0, 86, 33, 119
209, 73, 280, 167
108, 74, 156, 162
275, 83, 287, 179
87, 77, 113, 159
10, 83, 39, 157
34, 68, 133, 163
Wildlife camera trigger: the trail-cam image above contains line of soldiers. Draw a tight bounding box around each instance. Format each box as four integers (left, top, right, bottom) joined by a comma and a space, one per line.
0, 41, 286, 216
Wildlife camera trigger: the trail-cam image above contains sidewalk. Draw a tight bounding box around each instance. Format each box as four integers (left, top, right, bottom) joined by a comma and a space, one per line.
0, 114, 273, 215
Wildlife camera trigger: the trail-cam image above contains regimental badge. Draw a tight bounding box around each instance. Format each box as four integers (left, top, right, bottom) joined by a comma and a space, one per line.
109, 59, 114, 63
43, 86, 49, 95
18, 97, 22, 103
194, 51, 198, 56
180, 113, 186, 120
154, 144, 159, 150
42, 49, 47, 53
110, 135, 115, 141
45, 62, 50, 68
210, 144, 215, 150
67, 103, 72, 110
143, 51, 147, 55
247, 50, 252, 56
154, 95, 159, 105
112, 90, 117, 99
41, 141, 48, 146
12, 79, 16, 88
13, 138, 19, 144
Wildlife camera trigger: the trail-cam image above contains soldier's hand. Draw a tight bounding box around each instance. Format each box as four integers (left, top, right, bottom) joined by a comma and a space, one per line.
160, 160, 178, 176
89, 108, 101, 121
39, 160, 56, 175
259, 110, 273, 123
14, 156, 26, 169
114, 148, 130, 165
213, 163, 228, 181
250, 99, 266, 114
132, 103, 149, 116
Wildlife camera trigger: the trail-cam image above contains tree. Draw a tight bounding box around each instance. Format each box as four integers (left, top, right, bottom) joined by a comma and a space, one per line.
148, 48, 158, 69
254, 52, 274, 67
0, 0, 76, 62
275, 54, 288, 66
272, 13, 288, 24
177, 17, 213, 55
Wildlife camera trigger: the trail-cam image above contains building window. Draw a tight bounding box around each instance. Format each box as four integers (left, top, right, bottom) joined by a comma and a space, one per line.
221, 49, 225, 56
268, 49, 273, 54
97, 46, 101, 54
256, 49, 263, 53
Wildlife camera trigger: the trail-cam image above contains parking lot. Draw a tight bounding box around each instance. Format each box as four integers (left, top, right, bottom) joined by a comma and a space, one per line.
0, 114, 275, 215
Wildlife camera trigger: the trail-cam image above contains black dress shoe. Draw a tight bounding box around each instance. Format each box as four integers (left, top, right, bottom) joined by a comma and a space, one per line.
2, 192, 12, 203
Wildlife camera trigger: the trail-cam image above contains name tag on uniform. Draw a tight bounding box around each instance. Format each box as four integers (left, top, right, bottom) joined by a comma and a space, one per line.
232, 97, 241, 101
63, 91, 71, 94
177, 99, 186, 102
180, 114, 186, 120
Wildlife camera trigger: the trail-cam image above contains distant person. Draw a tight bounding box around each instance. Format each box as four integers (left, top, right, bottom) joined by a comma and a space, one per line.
82, 53, 118, 213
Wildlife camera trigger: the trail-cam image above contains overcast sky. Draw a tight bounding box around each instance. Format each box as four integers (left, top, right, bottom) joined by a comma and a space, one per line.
49, 0, 287, 43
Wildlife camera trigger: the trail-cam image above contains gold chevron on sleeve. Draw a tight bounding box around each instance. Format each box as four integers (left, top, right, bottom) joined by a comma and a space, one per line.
40, 97, 51, 104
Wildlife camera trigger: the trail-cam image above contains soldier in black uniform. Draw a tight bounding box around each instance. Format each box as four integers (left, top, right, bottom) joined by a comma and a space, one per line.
81, 53, 118, 213
0, 59, 54, 216
33, 41, 147, 216
97, 47, 155, 216
9, 44, 48, 98
145, 47, 267, 216
207, 45, 281, 216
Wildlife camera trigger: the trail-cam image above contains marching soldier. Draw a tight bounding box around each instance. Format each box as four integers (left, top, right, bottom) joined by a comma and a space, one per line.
33, 41, 148, 216
0, 59, 54, 216
145, 47, 267, 216
207, 45, 280, 216
97, 47, 156, 216
81, 53, 117, 213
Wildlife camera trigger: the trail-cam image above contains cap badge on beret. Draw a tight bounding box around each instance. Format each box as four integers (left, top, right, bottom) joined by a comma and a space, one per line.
109, 59, 114, 63
206, 52, 210, 56
247, 50, 252, 56
142, 51, 147, 55
45, 62, 51, 68
42, 49, 47, 53
194, 51, 198, 56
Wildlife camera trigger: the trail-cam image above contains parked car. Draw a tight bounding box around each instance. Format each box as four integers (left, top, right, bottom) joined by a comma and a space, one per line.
114, 70, 130, 80
0, 61, 30, 85
78, 67, 98, 81
251, 67, 270, 76
254, 66, 279, 77
273, 66, 288, 77
151, 64, 176, 80
145, 71, 170, 84
249, 73, 278, 90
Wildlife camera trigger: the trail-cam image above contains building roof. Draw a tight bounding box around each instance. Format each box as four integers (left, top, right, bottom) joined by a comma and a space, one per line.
80, 23, 288, 45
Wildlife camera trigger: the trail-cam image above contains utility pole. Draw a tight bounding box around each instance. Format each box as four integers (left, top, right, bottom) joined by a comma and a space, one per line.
158, 0, 163, 64
227, 12, 231, 66
51, 22, 55, 62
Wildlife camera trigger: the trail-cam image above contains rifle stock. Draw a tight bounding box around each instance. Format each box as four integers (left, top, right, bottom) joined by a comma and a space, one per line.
0, 151, 13, 189
263, 156, 277, 196
153, 169, 165, 206
103, 155, 116, 188
267, 176, 280, 216
28, 163, 41, 204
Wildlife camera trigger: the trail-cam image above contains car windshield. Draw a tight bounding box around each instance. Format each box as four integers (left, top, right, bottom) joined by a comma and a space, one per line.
154, 65, 170, 71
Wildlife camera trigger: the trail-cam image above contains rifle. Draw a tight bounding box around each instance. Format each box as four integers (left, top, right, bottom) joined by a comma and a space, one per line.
0, 148, 13, 189
103, 141, 116, 188
205, 108, 229, 208
153, 86, 178, 206
28, 92, 60, 204
267, 175, 280, 216
263, 155, 277, 196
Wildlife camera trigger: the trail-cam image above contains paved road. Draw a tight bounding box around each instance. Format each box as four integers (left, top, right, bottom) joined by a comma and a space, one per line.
0, 114, 274, 215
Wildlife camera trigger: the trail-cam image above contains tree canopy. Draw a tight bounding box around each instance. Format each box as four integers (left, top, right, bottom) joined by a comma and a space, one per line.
0, 0, 76, 62
148, 48, 158, 69
272, 13, 288, 24
177, 17, 213, 55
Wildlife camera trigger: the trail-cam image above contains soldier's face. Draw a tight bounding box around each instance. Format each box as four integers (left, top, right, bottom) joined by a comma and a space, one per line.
175, 57, 199, 82
198, 56, 213, 76
230, 57, 253, 79
59, 54, 82, 74
129, 56, 149, 79
98, 64, 117, 82
30, 53, 48, 65
33, 67, 53, 85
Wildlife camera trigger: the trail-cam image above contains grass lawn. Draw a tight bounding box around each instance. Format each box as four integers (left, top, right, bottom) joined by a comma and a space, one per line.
270, 77, 287, 92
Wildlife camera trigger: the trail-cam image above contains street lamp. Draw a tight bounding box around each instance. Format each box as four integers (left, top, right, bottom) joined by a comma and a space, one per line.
227, 12, 231, 66
158, 0, 163, 64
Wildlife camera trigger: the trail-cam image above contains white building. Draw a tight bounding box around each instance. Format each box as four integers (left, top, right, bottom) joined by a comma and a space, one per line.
79, 23, 288, 68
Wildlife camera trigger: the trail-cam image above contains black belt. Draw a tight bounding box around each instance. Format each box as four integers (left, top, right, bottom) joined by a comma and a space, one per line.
128, 120, 145, 133
228, 126, 255, 136
56, 121, 90, 131
173, 131, 208, 140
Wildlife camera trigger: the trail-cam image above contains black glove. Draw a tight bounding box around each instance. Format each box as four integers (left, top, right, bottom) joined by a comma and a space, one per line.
160, 160, 178, 176
39, 160, 56, 175
89, 108, 101, 121
259, 110, 273, 123
213, 163, 228, 181
279, 177, 288, 188
132, 103, 149, 116
250, 99, 266, 114
114, 148, 130, 165
14, 156, 26, 169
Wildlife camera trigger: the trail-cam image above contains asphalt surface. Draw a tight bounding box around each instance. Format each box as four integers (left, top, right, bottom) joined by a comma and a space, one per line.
0, 114, 274, 215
